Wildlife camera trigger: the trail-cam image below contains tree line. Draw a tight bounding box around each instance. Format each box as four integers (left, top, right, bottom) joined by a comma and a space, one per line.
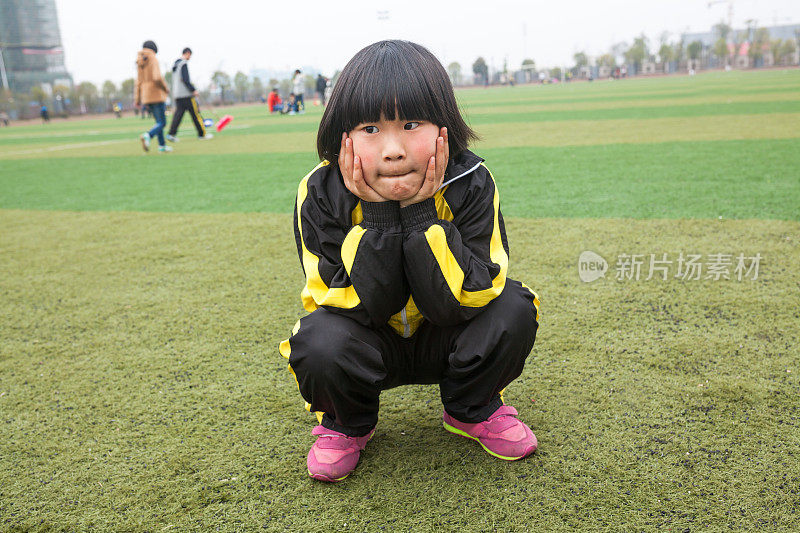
1, 68, 325, 120
3, 23, 797, 120
446, 23, 799, 85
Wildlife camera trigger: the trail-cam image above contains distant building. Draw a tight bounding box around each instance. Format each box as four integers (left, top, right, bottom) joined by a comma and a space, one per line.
733, 42, 751, 68
640, 60, 657, 75
681, 23, 800, 69
0, 0, 72, 93
575, 66, 593, 79
681, 24, 800, 47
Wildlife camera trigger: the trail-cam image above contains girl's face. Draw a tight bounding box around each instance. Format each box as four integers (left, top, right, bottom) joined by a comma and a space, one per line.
349, 115, 440, 201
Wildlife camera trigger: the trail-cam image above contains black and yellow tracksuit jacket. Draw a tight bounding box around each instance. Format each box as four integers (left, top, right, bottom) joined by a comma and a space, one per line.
292, 149, 511, 336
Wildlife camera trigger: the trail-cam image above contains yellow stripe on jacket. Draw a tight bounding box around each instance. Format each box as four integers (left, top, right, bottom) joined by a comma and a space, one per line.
422, 166, 507, 308
297, 161, 362, 312
387, 187, 453, 337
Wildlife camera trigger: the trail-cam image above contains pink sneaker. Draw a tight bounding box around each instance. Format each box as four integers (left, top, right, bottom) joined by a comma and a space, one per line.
443, 405, 537, 460
307, 425, 375, 482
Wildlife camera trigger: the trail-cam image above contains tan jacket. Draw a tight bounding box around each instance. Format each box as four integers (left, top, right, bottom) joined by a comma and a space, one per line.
135, 48, 168, 105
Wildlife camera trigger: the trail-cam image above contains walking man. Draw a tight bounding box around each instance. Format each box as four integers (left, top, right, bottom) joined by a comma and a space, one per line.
167, 47, 212, 142
135, 40, 171, 152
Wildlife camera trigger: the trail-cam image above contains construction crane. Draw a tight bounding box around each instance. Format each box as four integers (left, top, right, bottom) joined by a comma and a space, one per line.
708, 0, 734, 30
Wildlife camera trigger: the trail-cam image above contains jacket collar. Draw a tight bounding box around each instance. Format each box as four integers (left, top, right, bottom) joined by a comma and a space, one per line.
441, 149, 484, 189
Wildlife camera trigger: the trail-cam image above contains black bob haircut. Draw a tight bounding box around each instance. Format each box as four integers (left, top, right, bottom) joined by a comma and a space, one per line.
317, 40, 477, 163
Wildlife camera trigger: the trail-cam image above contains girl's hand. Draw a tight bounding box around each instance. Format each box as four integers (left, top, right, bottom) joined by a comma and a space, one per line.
399, 127, 448, 208
338, 133, 388, 203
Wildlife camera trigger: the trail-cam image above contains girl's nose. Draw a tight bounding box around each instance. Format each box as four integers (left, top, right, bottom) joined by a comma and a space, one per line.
382, 136, 405, 161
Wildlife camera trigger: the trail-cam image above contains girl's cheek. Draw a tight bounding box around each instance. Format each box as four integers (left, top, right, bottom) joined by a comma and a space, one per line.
409, 124, 440, 158
356, 151, 375, 169
351, 139, 369, 162
353, 149, 377, 177
412, 137, 436, 162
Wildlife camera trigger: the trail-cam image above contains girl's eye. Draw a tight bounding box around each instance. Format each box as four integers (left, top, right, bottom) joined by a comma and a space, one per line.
404, 122, 420, 130
363, 126, 378, 134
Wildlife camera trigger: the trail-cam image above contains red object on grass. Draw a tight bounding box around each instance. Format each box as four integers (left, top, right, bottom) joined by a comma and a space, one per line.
216, 115, 233, 132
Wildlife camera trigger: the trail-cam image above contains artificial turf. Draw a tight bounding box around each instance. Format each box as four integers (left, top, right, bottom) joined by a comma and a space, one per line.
1, 68, 799, 531
1, 139, 798, 220
1, 211, 797, 530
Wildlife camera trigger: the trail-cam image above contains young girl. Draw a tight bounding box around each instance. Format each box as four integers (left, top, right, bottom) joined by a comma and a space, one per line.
279, 40, 540, 482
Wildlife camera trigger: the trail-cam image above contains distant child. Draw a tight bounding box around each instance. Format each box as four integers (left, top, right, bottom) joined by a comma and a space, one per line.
285, 93, 297, 115
267, 88, 283, 113
279, 40, 541, 483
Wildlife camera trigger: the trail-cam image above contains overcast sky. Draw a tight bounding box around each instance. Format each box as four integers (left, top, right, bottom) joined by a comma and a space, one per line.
56, 0, 800, 87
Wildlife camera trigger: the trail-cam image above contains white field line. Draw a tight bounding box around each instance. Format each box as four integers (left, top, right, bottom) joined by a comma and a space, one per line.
0, 129, 140, 140
0, 122, 253, 140
0, 138, 128, 157
0, 126, 253, 156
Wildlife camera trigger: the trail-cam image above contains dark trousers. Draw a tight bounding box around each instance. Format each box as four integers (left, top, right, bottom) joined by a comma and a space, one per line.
168, 97, 206, 137
146, 102, 166, 146
286, 279, 539, 437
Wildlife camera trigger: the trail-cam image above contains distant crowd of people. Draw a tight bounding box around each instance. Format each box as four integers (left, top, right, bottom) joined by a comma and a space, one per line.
4, 44, 332, 132
266, 70, 331, 115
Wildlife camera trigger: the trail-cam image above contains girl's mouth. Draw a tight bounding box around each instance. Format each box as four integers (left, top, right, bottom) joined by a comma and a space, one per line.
380, 171, 413, 178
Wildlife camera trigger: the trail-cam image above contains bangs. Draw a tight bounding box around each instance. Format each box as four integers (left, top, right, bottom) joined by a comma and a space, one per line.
336, 44, 446, 131
317, 40, 477, 162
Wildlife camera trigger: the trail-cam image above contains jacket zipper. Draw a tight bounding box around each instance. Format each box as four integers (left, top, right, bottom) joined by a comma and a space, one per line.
400, 307, 410, 338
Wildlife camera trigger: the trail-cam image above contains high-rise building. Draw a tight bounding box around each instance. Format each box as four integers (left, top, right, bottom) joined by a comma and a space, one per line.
0, 0, 72, 93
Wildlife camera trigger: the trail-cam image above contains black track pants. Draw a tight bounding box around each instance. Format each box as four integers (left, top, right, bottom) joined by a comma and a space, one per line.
286, 279, 539, 437
168, 97, 206, 137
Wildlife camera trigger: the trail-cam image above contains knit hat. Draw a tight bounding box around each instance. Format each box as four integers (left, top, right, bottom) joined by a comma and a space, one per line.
142, 40, 158, 53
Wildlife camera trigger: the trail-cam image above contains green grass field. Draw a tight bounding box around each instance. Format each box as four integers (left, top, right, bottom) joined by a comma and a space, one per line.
1, 69, 799, 531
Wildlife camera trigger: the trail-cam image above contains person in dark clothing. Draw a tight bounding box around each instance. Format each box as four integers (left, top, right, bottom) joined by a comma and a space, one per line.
315, 74, 328, 106
167, 47, 212, 142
